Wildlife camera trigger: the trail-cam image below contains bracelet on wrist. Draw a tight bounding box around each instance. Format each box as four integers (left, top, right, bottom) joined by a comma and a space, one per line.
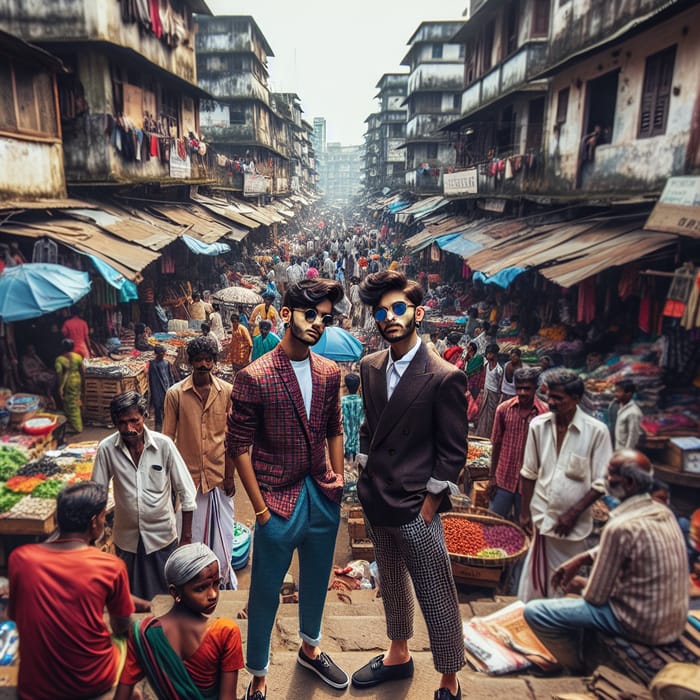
255, 506, 269, 517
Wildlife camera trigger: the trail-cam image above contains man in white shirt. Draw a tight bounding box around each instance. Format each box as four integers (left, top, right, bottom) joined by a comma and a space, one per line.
518, 368, 612, 602
609, 379, 643, 449
91, 391, 197, 600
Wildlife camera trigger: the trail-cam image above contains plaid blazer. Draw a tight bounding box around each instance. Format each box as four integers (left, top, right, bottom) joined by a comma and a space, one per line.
226, 345, 343, 518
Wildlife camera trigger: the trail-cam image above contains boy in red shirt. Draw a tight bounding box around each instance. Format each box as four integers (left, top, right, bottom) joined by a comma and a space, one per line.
9, 481, 134, 700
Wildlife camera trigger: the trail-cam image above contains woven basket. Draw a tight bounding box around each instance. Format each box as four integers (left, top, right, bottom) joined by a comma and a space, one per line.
440, 512, 530, 568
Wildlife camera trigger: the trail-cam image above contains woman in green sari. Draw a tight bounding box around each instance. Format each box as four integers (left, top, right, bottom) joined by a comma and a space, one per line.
55, 339, 84, 434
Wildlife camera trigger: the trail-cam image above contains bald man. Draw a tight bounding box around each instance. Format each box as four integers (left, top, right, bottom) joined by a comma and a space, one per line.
523, 449, 689, 672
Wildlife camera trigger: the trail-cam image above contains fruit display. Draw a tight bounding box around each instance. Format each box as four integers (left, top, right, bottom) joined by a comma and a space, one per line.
442, 516, 526, 561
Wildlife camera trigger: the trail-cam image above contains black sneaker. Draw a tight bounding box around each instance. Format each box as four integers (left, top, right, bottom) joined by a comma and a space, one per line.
246, 680, 267, 699
297, 648, 350, 689
351, 653, 414, 688
434, 683, 461, 700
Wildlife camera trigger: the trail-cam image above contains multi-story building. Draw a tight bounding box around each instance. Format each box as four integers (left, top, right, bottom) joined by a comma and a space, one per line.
400, 20, 465, 191
196, 15, 292, 196
363, 112, 382, 194
376, 72, 409, 191
311, 117, 327, 158
321, 143, 363, 203
0, 0, 212, 186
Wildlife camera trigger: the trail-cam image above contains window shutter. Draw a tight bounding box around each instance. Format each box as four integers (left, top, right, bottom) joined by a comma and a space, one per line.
533, 0, 550, 37
639, 45, 675, 138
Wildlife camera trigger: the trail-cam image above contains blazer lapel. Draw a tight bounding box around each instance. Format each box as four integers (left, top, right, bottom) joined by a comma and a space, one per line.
272, 347, 311, 443
370, 344, 434, 450
365, 350, 389, 431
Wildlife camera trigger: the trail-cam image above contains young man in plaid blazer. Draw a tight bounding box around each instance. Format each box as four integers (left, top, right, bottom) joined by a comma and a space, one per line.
227, 279, 348, 700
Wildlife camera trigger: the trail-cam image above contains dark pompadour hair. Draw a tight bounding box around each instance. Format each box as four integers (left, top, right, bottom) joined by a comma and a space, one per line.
358, 270, 423, 308
187, 335, 219, 362
283, 279, 344, 310
56, 481, 108, 533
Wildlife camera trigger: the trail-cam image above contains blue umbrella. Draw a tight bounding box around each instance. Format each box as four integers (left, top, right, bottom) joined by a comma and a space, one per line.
313, 326, 363, 362
0, 263, 91, 322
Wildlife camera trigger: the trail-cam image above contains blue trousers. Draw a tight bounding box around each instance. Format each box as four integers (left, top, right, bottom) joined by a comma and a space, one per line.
524, 597, 625, 670
246, 476, 340, 675
489, 487, 521, 521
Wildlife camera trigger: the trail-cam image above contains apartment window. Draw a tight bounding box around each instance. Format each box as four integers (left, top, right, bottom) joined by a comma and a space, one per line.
638, 45, 676, 138
453, 94, 461, 111
229, 107, 246, 124
432, 44, 443, 59
526, 97, 545, 151
532, 0, 550, 37
0, 60, 59, 138
503, 0, 520, 57
426, 143, 438, 159
556, 87, 569, 124
459, 44, 465, 58
482, 20, 495, 73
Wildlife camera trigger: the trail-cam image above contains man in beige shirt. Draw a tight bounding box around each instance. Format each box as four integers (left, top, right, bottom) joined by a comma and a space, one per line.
163, 335, 237, 589
187, 291, 213, 322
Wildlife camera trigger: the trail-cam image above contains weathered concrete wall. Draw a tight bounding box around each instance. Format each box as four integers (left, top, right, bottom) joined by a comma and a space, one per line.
0, 0, 198, 85
543, 5, 698, 193
198, 72, 269, 104
0, 137, 65, 199
407, 112, 458, 139
409, 62, 464, 93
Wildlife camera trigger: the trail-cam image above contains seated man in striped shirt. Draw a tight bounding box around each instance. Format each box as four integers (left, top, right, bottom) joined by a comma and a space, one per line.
524, 449, 689, 673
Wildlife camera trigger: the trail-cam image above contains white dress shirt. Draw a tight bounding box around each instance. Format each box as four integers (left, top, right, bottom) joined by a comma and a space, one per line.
91, 426, 197, 554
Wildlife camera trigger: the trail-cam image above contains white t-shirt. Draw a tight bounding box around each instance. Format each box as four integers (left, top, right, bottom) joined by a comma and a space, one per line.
290, 357, 312, 419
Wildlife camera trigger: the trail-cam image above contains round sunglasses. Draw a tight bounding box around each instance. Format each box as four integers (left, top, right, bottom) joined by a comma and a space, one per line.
294, 308, 335, 326
373, 301, 416, 322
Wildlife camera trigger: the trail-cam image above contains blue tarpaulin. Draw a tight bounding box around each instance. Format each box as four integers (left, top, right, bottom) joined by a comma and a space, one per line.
87, 255, 138, 302
473, 268, 525, 289
436, 233, 484, 257
182, 234, 231, 256
387, 201, 410, 213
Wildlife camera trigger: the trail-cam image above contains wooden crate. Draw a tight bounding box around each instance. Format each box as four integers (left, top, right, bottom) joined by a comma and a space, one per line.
469, 481, 490, 509
83, 370, 147, 426
351, 538, 374, 561
450, 560, 502, 588
348, 518, 367, 540
346, 505, 365, 520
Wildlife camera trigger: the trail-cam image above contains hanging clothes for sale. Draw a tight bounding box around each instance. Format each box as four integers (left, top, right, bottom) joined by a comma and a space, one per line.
681, 270, 700, 330
663, 262, 696, 317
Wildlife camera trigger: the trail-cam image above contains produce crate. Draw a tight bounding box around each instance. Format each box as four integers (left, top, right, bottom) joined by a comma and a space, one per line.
351, 538, 374, 560
348, 518, 367, 540
83, 370, 148, 426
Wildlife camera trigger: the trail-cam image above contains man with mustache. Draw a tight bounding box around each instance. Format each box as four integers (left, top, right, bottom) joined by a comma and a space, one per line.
227, 279, 348, 700
524, 449, 688, 672
163, 335, 237, 590
518, 368, 612, 602
352, 270, 467, 700
92, 391, 197, 600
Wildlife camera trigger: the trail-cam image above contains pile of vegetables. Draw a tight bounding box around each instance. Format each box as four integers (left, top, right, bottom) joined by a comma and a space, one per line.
30, 480, 65, 500
5, 475, 46, 493
443, 517, 525, 560
0, 447, 27, 481
17, 457, 61, 478
0, 485, 25, 513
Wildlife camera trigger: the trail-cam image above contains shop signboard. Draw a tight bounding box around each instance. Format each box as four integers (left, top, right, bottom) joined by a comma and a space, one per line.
645, 176, 700, 237
478, 198, 506, 213
387, 139, 405, 163
443, 168, 477, 196
244, 173, 269, 196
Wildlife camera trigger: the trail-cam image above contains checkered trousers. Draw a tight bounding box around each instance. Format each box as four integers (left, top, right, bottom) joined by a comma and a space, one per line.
367, 514, 464, 674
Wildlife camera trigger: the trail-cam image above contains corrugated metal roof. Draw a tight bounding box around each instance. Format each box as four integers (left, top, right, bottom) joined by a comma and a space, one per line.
149, 204, 231, 243
2, 219, 159, 281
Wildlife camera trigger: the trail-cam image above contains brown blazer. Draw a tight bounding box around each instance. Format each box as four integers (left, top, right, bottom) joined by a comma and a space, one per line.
358, 341, 468, 526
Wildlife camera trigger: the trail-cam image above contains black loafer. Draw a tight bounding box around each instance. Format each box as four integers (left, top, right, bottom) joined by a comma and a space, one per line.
351, 654, 414, 688
246, 680, 266, 699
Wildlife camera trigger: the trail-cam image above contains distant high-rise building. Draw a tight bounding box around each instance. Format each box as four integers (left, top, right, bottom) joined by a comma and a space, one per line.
320, 142, 363, 203
311, 117, 327, 156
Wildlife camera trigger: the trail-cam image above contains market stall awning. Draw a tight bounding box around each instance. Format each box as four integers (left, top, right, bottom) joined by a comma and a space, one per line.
404, 215, 472, 252
2, 219, 160, 281
149, 204, 233, 244
64, 206, 180, 250
450, 215, 679, 288
395, 196, 448, 223
181, 234, 231, 256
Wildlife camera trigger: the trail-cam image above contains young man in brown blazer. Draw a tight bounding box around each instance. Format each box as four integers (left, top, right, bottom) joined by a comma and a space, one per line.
352, 270, 467, 700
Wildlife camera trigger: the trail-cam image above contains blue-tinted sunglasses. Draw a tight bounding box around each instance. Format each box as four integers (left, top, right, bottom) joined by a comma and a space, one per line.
373, 301, 416, 322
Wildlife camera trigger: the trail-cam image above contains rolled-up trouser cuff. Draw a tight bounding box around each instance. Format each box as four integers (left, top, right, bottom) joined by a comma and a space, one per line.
245, 664, 269, 677
300, 630, 322, 647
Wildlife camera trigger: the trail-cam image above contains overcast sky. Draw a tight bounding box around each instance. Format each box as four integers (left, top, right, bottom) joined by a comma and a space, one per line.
207, 0, 467, 145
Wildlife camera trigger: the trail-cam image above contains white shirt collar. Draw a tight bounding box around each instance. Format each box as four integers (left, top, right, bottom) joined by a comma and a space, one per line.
386, 337, 422, 379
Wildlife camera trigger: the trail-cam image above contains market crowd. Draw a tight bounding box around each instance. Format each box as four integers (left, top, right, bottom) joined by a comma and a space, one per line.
5, 216, 698, 700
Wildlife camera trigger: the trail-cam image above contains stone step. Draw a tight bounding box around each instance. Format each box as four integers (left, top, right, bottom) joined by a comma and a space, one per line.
228, 650, 589, 700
